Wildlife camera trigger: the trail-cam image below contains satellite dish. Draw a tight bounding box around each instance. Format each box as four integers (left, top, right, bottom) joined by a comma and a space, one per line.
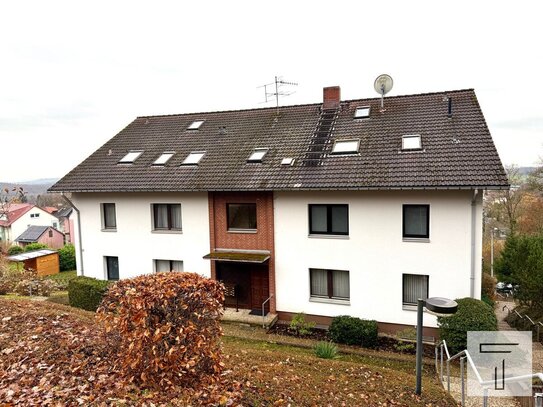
374, 74, 393, 95
374, 74, 394, 110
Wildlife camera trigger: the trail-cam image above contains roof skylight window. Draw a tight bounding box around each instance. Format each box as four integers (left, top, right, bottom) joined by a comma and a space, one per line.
119, 151, 143, 164
247, 148, 268, 162
153, 152, 175, 165
331, 139, 360, 154
402, 135, 422, 150
187, 120, 204, 130
182, 151, 206, 165
281, 158, 294, 166
354, 106, 371, 119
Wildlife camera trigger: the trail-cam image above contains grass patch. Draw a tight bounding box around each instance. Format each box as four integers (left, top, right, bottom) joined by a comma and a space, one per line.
0, 299, 455, 406
221, 336, 455, 406
47, 291, 69, 305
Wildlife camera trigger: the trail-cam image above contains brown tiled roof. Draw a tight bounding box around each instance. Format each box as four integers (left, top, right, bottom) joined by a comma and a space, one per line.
50, 89, 508, 192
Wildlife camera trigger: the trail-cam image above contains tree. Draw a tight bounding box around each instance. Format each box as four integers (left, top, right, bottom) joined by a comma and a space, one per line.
495, 234, 543, 310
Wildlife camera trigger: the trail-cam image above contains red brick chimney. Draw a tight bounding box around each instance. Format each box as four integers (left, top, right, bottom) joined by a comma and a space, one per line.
323, 86, 341, 109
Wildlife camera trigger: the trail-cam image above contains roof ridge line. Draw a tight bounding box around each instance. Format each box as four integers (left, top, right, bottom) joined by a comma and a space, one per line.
136, 88, 476, 119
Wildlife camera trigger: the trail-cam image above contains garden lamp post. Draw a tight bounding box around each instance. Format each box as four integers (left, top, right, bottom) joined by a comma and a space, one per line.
490, 227, 498, 277
415, 297, 458, 395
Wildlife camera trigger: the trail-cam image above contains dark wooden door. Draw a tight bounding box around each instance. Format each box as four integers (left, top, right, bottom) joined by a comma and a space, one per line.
250, 267, 269, 312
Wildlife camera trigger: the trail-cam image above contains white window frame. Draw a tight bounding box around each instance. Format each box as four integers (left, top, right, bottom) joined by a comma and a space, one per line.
354, 106, 371, 119
119, 150, 143, 163
247, 148, 268, 162
187, 120, 204, 130
331, 139, 360, 154
153, 152, 175, 165
402, 135, 422, 150
181, 151, 206, 165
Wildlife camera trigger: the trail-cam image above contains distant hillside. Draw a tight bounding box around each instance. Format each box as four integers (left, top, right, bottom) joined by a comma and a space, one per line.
1, 179, 58, 196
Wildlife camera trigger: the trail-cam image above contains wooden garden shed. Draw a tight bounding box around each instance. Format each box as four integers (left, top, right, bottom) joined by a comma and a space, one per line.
8, 249, 60, 276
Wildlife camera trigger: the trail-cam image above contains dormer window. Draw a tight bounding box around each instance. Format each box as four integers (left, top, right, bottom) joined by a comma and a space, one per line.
247, 148, 268, 163
153, 152, 175, 165
187, 120, 204, 130
182, 151, 205, 165
331, 139, 359, 154
119, 151, 143, 164
354, 106, 370, 119
402, 135, 422, 150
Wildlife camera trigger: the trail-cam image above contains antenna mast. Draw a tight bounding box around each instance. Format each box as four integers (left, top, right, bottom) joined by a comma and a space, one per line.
258, 76, 298, 113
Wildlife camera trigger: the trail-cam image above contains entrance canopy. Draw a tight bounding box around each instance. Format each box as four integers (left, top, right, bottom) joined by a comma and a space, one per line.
203, 250, 270, 263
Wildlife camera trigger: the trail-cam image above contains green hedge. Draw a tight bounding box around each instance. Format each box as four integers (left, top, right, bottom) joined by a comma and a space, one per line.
58, 244, 76, 271
328, 315, 379, 348
68, 276, 111, 311
7, 246, 23, 255
437, 298, 497, 354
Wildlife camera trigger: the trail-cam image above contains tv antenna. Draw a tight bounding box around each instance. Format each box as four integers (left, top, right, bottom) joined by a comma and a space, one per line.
258, 76, 298, 112
374, 74, 393, 111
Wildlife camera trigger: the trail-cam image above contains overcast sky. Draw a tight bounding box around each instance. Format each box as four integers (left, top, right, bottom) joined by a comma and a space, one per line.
1, 1, 542, 182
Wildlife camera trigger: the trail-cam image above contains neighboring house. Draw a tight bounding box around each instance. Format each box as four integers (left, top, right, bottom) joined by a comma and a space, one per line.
50, 86, 509, 336
15, 225, 65, 250
54, 207, 75, 244
0, 204, 60, 245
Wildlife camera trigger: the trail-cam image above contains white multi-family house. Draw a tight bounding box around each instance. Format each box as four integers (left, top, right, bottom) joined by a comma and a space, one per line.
50, 86, 508, 337
0, 203, 60, 245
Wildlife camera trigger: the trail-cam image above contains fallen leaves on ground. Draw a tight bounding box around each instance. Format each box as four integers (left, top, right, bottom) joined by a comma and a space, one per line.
0, 300, 456, 406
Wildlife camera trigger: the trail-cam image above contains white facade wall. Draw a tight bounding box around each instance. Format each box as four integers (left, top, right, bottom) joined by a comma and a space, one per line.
273, 190, 483, 328
71, 192, 211, 280
9, 207, 59, 243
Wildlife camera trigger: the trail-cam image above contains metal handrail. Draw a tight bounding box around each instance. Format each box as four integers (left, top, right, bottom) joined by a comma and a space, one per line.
261, 294, 273, 328
435, 339, 543, 406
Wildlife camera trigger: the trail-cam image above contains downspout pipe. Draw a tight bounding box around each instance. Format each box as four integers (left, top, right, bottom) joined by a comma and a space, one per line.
470, 189, 479, 298
60, 193, 84, 276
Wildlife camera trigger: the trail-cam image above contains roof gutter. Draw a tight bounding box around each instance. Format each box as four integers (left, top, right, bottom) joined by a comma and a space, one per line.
60, 193, 84, 277
470, 189, 479, 298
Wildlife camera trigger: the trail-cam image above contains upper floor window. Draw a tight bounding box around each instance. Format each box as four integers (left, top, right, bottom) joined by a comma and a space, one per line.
152, 204, 182, 231
155, 259, 184, 273
101, 203, 117, 230
403, 204, 429, 239
227, 203, 257, 230
309, 204, 348, 235
403, 274, 429, 306
30, 213, 40, 218
310, 268, 350, 301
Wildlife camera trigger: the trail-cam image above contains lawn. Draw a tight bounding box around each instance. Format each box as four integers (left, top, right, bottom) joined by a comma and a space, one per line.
0, 299, 456, 406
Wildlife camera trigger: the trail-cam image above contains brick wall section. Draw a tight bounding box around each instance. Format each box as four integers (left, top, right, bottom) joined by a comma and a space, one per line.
208, 191, 276, 313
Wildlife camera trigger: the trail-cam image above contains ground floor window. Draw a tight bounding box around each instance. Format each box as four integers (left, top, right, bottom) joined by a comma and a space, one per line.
310, 268, 349, 300
402, 273, 429, 305
154, 259, 183, 273
105, 256, 119, 281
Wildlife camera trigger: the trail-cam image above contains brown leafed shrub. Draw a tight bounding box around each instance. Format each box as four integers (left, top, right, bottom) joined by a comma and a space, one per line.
13, 277, 58, 297
96, 272, 225, 390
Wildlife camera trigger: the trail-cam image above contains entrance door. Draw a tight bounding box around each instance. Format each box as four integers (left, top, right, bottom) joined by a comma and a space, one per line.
250, 267, 270, 312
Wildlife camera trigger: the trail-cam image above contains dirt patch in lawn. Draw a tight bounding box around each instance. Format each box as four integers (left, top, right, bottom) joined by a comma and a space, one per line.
0, 299, 455, 406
